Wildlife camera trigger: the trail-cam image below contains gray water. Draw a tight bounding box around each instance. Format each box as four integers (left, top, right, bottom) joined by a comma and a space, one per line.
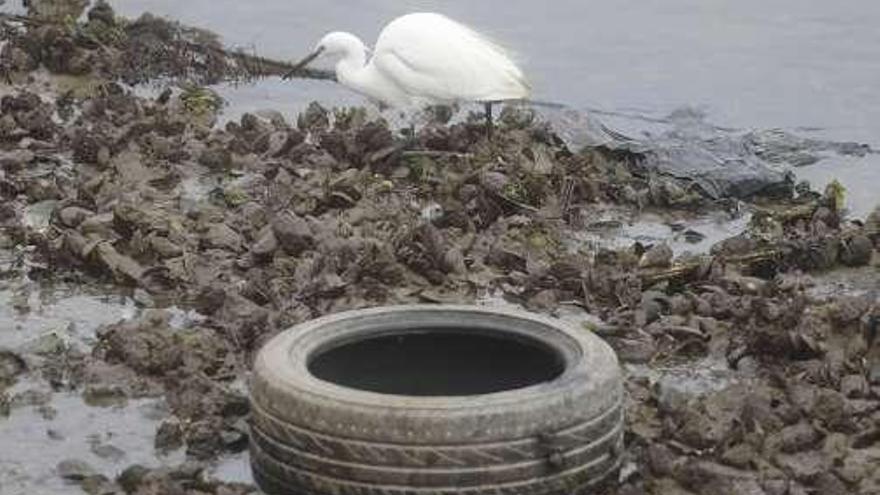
0, 279, 209, 494
110, 0, 880, 216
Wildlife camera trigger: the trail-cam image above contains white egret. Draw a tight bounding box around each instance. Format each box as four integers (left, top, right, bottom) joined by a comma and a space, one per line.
284, 12, 531, 135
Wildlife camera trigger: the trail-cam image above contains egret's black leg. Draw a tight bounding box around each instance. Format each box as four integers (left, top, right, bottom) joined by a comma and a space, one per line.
396, 109, 416, 148
484, 102, 494, 139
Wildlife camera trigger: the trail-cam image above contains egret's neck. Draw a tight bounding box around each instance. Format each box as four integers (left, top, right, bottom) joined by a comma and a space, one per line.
334, 37, 368, 88
331, 34, 410, 108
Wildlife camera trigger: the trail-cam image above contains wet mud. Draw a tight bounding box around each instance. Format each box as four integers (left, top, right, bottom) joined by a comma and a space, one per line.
1, 2, 879, 494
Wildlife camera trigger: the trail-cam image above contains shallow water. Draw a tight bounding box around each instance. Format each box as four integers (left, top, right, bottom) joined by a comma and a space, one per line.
0, 280, 211, 493
625, 356, 748, 401
111, 0, 880, 217
1, 379, 183, 494
0, 282, 136, 351
807, 266, 880, 300
0, 282, 143, 494
565, 207, 752, 257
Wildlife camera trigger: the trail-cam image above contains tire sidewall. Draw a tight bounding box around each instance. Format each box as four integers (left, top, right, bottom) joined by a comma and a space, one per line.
251, 304, 622, 444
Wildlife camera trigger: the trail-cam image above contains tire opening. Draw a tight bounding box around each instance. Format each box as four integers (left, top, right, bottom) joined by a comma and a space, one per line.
307, 329, 566, 396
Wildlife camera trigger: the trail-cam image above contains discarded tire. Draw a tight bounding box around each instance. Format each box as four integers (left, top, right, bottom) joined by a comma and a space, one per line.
250, 305, 624, 495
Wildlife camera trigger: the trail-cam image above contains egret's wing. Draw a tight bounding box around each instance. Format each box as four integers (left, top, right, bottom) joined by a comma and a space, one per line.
372, 13, 530, 103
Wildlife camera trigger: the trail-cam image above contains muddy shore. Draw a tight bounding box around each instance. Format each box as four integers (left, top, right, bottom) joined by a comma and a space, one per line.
1, 2, 879, 494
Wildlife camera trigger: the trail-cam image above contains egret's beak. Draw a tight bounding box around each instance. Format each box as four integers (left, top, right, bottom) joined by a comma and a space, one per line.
282, 46, 325, 80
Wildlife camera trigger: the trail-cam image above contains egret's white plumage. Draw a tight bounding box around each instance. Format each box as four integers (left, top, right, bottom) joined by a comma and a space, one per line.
292, 13, 531, 110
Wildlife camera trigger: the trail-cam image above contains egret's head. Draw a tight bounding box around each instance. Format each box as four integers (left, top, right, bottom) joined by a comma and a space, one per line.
315, 32, 365, 57
284, 32, 367, 79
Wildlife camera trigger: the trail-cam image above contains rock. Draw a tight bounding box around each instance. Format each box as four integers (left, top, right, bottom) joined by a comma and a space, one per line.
297, 102, 330, 132
838, 449, 875, 485
721, 443, 758, 469
711, 235, 757, 257
657, 378, 689, 415
694, 296, 713, 317
219, 393, 250, 418
91, 442, 125, 462
639, 293, 664, 324
272, 212, 315, 255
813, 472, 850, 495
669, 294, 693, 316
673, 386, 749, 450
640, 243, 674, 269
774, 422, 819, 453
831, 295, 871, 324
528, 289, 558, 310
682, 229, 706, 244
839, 234, 873, 266
100, 314, 182, 375
219, 426, 248, 453
810, 389, 849, 431
203, 223, 244, 252
480, 171, 510, 194
80, 474, 116, 495
194, 285, 226, 315
23, 332, 65, 356
806, 235, 841, 270
773, 451, 829, 483
821, 433, 849, 465
239, 201, 268, 229
647, 444, 676, 475
420, 202, 444, 222
116, 464, 149, 493
840, 374, 869, 398
645, 479, 697, 495
199, 146, 232, 169
88, 0, 117, 24
38, 404, 58, 420
58, 206, 94, 227
870, 357, 880, 386
0, 350, 26, 383
155, 419, 183, 452
79, 212, 115, 238
82, 384, 127, 407
676, 461, 766, 495
57, 459, 97, 481
132, 288, 154, 307
185, 419, 223, 460
148, 235, 184, 258
812, 206, 838, 228
11, 389, 52, 408
91, 242, 145, 285
608, 337, 656, 363
251, 227, 278, 259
